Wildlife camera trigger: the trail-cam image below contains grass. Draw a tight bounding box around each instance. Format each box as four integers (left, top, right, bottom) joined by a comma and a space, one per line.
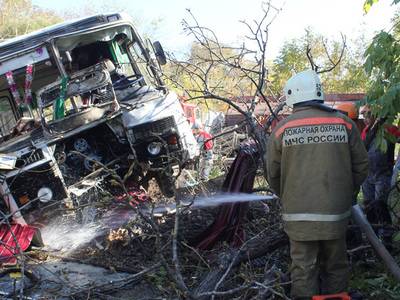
350, 253, 400, 299
350, 181, 400, 299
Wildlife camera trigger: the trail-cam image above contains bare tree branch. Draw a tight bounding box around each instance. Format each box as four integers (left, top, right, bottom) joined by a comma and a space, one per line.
306, 32, 347, 74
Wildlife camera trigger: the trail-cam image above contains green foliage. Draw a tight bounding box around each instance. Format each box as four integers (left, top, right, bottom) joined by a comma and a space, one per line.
270, 29, 369, 96
164, 41, 256, 111
350, 263, 400, 299
146, 266, 169, 289
364, 0, 400, 13
363, 5, 400, 149
0, 0, 62, 41
269, 38, 309, 95
364, 0, 380, 13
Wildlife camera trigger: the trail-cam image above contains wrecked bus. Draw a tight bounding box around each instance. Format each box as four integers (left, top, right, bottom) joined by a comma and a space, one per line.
0, 13, 197, 224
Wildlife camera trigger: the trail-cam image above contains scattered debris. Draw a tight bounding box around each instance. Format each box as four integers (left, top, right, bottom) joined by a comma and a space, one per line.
0, 8, 399, 300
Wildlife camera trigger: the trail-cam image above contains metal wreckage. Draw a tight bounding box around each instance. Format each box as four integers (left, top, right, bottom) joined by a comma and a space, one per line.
1, 14, 400, 296
0, 14, 198, 240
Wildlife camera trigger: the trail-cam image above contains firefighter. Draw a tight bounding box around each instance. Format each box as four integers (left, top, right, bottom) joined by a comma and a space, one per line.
336, 102, 359, 120
192, 121, 214, 181
266, 70, 369, 299
360, 105, 398, 227
336, 102, 364, 133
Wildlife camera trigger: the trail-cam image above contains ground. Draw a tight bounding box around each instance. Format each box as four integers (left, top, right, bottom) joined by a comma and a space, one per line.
1, 174, 400, 299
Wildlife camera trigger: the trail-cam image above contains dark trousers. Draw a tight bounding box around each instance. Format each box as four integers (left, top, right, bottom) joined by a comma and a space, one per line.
362, 174, 392, 225
289, 238, 349, 299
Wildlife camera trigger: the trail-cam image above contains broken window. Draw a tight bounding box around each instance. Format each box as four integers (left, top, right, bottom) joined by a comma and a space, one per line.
0, 95, 17, 137
128, 42, 157, 87
38, 62, 119, 134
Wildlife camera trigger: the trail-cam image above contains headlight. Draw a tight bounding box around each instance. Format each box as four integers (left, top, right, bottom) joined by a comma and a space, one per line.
147, 142, 162, 155
37, 187, 53, 203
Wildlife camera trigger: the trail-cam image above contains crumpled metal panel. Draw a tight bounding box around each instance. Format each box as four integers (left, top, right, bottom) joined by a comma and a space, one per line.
0, 224, 37, 265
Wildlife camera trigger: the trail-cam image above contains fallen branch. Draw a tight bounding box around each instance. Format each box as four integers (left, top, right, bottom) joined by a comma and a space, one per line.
194, 230, 288, 298
67, 262, 161, 297
347, 245, 371, 254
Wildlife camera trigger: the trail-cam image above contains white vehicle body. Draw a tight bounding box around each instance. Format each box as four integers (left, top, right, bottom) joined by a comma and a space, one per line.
0, 13, 198, 223
122, 90, 198, 159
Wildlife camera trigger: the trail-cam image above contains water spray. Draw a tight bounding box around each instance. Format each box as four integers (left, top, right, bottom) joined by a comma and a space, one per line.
146, 193, 278, 215
40, 192, 277, 253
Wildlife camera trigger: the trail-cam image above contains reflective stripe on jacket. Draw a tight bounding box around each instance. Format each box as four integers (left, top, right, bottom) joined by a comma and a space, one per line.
266, 106, 369, 241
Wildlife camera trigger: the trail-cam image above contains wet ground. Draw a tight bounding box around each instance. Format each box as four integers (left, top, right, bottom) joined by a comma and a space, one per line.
0, 177, 231, 299
3, 174, 398, 299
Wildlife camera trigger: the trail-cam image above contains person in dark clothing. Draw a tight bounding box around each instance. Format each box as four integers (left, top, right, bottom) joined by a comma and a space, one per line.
360, 105, 397, 226
267, 70, 368, 299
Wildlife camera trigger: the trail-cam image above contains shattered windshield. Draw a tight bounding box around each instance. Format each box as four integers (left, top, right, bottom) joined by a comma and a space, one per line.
0, 60, 57, 141
0, 96, 18, 137
38, 62, 119, 133
127, 41, 158, 87
54, 25, 159, 102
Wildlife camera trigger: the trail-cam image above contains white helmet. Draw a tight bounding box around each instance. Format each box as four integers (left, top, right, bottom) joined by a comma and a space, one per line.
284, 70, 324, 108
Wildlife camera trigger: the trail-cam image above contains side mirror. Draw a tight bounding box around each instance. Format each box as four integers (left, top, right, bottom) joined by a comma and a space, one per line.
153, 41, 167, 65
